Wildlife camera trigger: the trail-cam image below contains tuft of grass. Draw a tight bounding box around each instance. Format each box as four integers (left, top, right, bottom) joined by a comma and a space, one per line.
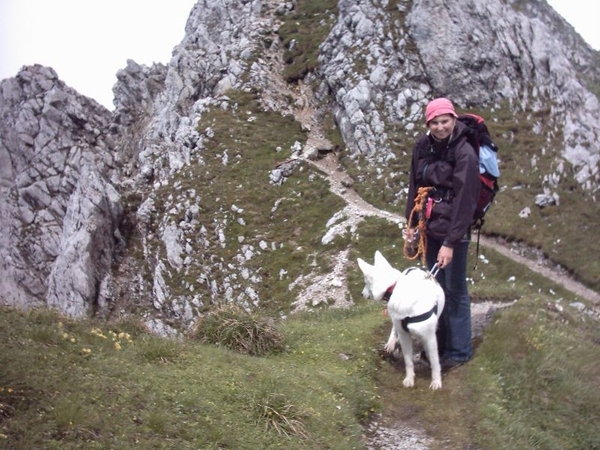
135, 335, 183, 363
254, 392, 310, 440
191, 304, 285, 356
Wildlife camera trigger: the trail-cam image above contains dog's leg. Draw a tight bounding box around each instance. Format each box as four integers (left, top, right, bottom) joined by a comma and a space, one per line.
397, 329, 415, 388
424, 337, 442, 390
384, 325, 397, 354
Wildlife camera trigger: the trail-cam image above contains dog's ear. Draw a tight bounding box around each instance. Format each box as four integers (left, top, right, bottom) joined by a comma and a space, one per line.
374, 251, 392, 270
356, 258, 372, 275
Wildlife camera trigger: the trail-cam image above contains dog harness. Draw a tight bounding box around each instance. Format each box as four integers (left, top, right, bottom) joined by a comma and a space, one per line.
382, 267, 439, 333
401, 304, 438, 332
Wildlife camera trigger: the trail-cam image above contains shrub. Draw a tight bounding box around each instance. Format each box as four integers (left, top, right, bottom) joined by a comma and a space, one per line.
191, 304, 285, 356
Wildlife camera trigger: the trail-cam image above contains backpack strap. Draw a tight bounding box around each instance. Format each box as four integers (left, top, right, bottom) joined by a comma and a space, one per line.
415, 134, 432, 159
446, 128, 476, 165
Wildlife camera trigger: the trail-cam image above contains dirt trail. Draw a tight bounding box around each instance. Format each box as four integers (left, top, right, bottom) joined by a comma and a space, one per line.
478, 235, 599, 303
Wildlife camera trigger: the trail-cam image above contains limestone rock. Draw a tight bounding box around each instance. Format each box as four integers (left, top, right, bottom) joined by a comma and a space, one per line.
0, 0, 598, 331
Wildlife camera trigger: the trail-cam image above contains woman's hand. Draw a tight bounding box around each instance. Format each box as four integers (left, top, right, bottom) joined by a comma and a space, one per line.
437, 245, 454, 268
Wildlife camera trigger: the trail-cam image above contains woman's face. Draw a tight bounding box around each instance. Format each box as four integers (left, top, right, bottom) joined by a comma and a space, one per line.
427, 114, 456, 140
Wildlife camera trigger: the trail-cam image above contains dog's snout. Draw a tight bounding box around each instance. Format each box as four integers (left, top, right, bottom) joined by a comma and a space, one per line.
361, 285, 372, 299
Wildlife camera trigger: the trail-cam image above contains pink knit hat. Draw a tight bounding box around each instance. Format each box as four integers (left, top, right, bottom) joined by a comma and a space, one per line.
425, 98, 458, 123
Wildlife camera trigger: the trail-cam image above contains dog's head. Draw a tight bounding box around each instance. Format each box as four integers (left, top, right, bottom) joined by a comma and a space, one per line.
356, 251, 400, 301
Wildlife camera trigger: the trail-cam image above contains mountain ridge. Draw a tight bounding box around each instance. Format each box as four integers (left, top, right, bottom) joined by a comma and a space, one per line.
0, 0, 598, 333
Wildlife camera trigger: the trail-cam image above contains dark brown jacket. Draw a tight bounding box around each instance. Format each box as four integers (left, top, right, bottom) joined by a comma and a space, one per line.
404, 120, 480, 247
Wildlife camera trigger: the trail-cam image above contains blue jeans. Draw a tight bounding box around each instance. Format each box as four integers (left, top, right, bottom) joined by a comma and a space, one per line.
426, 236, 473, 362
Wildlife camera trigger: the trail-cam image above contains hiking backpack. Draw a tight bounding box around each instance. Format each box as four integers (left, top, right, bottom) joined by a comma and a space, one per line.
453, 113, 500, 229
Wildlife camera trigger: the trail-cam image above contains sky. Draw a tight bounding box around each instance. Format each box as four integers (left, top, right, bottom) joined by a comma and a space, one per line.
0, 0, 197, 110
0, 0, 598, 111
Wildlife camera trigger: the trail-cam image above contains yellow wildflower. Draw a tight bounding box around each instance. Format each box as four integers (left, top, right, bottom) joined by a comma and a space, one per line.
91, 328, 107, 339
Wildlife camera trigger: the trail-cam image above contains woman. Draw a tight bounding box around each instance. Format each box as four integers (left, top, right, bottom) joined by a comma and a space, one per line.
404, 97, 480, 370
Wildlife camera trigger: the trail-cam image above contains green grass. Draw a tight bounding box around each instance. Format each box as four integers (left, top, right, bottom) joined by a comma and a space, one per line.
119, 88, 348, 321
0, 305, 381, 449
276, 0, 338, 82
466, 298, 600, 450
2, 282, 599, 448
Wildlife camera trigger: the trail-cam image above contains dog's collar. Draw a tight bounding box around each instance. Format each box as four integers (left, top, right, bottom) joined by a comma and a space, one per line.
401, 305, 438, 332
382, 283, 396, 303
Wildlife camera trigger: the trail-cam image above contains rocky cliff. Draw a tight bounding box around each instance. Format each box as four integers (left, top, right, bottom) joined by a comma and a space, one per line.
0, 0, 598, 335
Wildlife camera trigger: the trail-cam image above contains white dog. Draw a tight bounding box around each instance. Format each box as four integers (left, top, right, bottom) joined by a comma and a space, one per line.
357, 251, 445, 390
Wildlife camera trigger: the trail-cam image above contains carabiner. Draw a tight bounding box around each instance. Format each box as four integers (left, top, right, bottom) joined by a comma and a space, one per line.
428, 263, 440, 278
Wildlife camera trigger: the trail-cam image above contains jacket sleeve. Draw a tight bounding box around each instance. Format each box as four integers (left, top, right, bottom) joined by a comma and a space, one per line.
444, 140, 481, 247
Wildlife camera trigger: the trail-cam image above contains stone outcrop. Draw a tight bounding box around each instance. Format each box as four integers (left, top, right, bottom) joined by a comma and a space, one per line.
317, 0, 599, 188
0, 65, 121, 315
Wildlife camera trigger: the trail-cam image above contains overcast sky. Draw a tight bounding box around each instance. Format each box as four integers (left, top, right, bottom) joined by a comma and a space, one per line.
0, 0, 598, 111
